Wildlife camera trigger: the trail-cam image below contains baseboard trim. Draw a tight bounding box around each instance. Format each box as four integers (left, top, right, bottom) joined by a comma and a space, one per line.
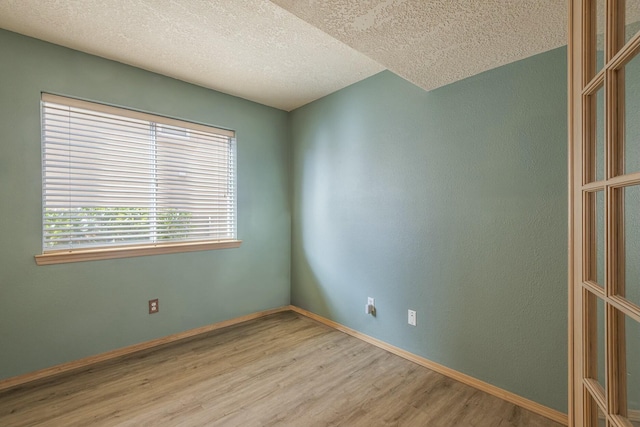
289, 305, 568, 426
0, 306, 290, 393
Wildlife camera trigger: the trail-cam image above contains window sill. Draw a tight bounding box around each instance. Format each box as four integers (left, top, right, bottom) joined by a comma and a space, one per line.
34, 240, 242, 265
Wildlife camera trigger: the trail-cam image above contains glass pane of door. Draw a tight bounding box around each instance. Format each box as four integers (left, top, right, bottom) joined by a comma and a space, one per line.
623, 54, 640, 175
597, 296, 607, 392
618, 185, 640, 307
597, 86, 606, 182
586, 388, 608, 426
597, 405, 607, 427
625, 315, 640, 425
586, 290, 608, 392
624, 0, 640, 46
595, 0, 607, 75
587, 191, 606, 287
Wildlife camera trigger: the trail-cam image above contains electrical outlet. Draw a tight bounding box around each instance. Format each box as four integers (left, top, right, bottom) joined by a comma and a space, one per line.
365, 297, 376, 315
408, 309, 416, 326
149, 298, 159, 314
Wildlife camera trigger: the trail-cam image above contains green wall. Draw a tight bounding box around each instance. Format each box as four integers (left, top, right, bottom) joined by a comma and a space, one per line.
0, 29, 290, 380
289, 48, 568, 412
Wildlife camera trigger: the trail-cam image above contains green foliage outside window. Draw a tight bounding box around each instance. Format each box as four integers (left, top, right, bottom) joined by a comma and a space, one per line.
44, 207, 192, 248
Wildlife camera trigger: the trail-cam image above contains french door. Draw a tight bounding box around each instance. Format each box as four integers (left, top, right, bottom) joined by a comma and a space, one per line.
570, 1, 640, 426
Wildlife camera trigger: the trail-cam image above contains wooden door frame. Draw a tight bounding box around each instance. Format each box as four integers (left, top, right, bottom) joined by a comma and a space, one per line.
570, 1, 640, 425
568, 1, 580, 425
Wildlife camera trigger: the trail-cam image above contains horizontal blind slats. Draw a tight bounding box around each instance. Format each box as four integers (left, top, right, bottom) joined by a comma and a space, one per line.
42, 95, 237, 252
42, 94, 235, 138
43, 182, 234, 193
43, 132, 232, 156
43, 158, 232, 175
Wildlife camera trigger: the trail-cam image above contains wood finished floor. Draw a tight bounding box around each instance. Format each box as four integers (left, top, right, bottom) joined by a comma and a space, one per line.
0, 312, 563, 427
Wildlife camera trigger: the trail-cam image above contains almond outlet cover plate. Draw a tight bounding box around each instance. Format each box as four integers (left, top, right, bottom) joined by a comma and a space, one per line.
149, 298, 159, 314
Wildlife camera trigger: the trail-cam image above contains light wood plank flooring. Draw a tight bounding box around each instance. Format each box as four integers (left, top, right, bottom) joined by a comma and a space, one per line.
0, 312, 563, 426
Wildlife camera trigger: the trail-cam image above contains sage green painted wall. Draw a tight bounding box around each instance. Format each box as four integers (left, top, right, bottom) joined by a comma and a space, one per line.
289, 48, 568, 412
0, 29, 290, 380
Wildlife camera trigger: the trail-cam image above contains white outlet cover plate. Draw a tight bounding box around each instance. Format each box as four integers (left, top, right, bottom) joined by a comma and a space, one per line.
408, 309, 417, 326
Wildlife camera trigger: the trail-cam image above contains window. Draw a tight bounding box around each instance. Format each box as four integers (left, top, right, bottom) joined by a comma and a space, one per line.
35, 94, 240, 265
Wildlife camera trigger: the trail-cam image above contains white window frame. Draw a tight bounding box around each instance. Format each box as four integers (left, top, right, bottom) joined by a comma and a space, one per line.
35, 94, 241, 265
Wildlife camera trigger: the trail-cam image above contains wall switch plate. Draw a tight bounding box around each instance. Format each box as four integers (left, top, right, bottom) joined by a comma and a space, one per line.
408, 309, 417, 326
149, 298, 159, 314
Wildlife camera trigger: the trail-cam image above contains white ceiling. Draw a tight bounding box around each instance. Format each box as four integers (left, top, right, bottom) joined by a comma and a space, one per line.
0, 1, 568, 111
273, 0, 568, 92
0, 0, 383, 111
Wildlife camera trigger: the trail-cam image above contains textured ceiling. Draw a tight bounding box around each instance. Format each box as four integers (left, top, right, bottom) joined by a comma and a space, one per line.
271, 0, 568, 92
0, 0, 383, 111
0, 1, 570, 111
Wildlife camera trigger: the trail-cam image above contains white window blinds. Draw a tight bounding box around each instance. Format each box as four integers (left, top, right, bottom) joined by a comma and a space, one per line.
41, 93, 237, 252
